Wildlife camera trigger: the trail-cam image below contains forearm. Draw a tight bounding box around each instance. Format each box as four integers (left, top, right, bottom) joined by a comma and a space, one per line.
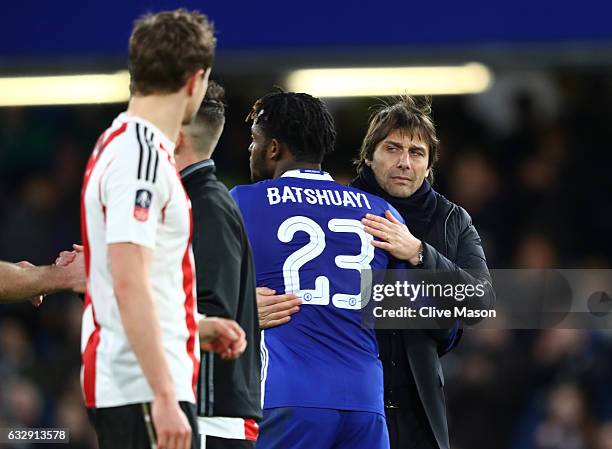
115, 282, 176, 398
0, 262, 67, 302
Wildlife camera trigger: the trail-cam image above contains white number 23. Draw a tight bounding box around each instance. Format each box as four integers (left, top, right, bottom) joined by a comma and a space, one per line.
277, 216, 374, 310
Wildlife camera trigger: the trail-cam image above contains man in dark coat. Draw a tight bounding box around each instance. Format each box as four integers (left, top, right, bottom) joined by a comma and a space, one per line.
353, 96, 494, 449
257, 96, 494, 449
175, 81, 262, 449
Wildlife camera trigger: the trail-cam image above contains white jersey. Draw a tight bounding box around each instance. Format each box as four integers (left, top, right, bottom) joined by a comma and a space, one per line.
80, 113, 199, 408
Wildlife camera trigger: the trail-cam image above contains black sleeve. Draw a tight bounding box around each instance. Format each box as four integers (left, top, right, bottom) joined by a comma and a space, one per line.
422, 206, 496, 315
191, 191, 243, 319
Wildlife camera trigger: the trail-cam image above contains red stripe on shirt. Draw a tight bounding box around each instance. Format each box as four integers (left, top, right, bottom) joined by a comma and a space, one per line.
244, 419, 259, 441
80, 122, 127, 408
181, 199, 199, 396
101, 122, 128, 151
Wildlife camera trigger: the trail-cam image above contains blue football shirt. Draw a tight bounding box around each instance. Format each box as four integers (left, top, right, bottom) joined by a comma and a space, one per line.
231, 169, 404, 415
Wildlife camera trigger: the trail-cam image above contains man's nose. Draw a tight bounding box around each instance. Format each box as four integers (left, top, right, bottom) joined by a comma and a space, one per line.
397, 150, 411, 169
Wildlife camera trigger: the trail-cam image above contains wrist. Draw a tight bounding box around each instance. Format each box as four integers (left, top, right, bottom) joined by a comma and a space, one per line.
408, 241, 423, 266
154, 386, 176, 402
47, 265, 70, 292
199, 318, 219, 341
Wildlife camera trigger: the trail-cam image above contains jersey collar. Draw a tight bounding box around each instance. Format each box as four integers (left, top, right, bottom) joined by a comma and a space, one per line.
280, 169, 334, 181
180, 159, 215, 180
117, 112, 176, 155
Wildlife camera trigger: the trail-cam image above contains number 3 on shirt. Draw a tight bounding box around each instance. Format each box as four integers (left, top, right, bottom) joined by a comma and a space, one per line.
277, 215, 374, 310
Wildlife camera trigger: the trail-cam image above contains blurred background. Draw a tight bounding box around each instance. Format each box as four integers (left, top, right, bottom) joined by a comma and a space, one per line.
1, 1, 612, 448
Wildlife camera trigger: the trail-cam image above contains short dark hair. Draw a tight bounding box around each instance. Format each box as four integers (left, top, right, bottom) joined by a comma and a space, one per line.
356, 96, 439, 183
189, 80, 226, 155
129, 9, 216, 95
195, 80, 226, 127
246, 88, 336, 164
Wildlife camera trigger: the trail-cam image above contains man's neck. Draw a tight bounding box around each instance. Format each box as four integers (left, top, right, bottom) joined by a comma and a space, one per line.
127, 93, 187, 144
272, 161, 321, 179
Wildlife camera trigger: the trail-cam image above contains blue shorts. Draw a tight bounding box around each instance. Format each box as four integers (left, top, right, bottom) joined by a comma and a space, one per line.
256, 407, 389, 449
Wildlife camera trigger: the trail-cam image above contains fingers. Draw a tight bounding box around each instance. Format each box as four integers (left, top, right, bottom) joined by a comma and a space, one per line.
363, 213, 392, 226
73, 244, 84, 252
361, 216, 389, 232
203, 318, 247, 359
223, 332, 248, 360
156, 417, 190, 449
257, 292, 300, 308
266, 308, 300, 322
385, 210, 402, 224
226, 319, 245, 342
261, 297, 301, 315
256, 286, 275, 296
225, 320, 247, 359
371, 240, 393, 251
164, 433, 177, 449
157, 430, 168, 449
362, 225, 388, 241
262, 316, 292, 329
55, 251, 76, 267
180, 425, 192, 449
31, 295, 44, 308
216, 319, 239, 341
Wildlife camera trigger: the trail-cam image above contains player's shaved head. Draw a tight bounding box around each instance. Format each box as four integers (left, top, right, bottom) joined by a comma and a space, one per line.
185, 80, 226, 158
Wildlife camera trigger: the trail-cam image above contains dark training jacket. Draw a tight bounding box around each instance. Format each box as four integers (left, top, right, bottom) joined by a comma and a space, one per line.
181, 160, 261, 421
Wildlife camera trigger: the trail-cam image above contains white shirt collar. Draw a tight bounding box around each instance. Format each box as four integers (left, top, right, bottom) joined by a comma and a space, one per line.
117, 112, 176, 155
280, 169, 334, 181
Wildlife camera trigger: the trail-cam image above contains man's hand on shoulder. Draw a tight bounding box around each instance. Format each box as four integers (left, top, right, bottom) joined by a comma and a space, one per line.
362, 210, 422, 265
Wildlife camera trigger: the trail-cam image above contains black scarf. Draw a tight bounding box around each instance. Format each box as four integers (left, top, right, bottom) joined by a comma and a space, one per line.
351, 166, 438, 240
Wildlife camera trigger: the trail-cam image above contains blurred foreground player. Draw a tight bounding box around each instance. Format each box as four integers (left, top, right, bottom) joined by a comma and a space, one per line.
80, 10, 244, 449
231, 90, 405, 449
175, 81, 261, 448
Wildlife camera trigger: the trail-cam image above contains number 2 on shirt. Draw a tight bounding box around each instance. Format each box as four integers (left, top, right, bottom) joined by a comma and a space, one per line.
277, 215, 374, 310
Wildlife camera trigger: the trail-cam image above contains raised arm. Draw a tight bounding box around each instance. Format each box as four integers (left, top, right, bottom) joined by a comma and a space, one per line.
0, 258, 84, 303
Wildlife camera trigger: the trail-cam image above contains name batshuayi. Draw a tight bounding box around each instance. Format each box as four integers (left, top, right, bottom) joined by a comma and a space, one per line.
267, 187, 372, 209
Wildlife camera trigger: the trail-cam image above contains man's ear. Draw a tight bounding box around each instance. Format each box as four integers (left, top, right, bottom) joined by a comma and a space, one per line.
268, 138, 283, 161
365, 159, 372, 167
186, 69, 206, 96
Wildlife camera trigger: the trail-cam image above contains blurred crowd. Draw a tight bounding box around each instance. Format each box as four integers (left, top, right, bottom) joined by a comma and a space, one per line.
0, 68, 611, 448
